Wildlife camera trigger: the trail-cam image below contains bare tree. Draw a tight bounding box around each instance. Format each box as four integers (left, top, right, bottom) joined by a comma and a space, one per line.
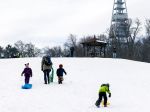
43, 47, 51, 56
145, 19, 150, 37
51, 46, 62, 57
4, 45, 19, 58
128, 18, 141, 43
14, 40, 25, 57
141, 37, 150, 62
64, 34, 77, 57
0, 46, 4, 58
127, 18, 142, 59
43, 46, 62, 57
34, 48, 41, 57
141, 19, 150, 62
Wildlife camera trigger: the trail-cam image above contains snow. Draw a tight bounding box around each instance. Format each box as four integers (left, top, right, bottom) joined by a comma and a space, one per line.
0, 57, 150, 112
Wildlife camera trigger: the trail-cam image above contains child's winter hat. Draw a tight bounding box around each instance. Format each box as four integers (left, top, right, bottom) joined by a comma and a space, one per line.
25, 63, 29, 66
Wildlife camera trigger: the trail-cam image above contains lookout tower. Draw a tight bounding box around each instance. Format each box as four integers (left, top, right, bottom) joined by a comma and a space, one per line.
109, 0, 130, 43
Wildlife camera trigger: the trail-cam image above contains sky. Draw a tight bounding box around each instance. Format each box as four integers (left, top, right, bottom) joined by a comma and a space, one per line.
0, 0, 150, 48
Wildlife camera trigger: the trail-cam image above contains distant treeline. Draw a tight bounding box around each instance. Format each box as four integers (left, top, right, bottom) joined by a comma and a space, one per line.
0, 18, 150, 63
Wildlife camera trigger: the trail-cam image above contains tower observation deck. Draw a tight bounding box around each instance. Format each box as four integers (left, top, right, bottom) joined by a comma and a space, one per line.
109, 0, 130, 42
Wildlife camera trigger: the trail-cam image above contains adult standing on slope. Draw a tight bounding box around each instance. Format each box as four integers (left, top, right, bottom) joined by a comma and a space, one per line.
113, 46, 117, 58
41, 55, 52, 84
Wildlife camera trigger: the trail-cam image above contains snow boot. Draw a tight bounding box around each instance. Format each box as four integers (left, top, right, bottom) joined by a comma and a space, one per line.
95, 101, 100, 108
96, 105, 100, 108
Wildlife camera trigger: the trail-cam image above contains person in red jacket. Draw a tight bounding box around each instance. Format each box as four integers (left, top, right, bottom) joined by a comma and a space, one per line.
56, 64, 67, 84
21, 63, 32, 84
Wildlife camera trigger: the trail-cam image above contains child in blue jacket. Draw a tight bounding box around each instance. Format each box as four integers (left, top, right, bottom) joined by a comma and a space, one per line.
56, 64, 67, 84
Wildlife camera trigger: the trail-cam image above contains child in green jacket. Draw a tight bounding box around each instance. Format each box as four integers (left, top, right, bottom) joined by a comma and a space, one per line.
95, 83, 111, 107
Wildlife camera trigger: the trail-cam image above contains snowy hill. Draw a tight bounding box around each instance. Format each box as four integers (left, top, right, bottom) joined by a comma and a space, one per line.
0, 57, 150, 112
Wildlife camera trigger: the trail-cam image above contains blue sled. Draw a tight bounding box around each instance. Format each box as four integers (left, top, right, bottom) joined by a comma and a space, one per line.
22, 84, 32, 89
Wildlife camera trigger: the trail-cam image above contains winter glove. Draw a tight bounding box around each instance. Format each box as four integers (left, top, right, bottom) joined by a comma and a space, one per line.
109, 93, 111, 97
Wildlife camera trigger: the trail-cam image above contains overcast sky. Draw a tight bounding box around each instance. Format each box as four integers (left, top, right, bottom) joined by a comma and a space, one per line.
0, 0, 149, 48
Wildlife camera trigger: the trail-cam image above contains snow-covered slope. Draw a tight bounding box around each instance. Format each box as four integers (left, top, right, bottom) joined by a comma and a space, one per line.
0, 57, 150, 112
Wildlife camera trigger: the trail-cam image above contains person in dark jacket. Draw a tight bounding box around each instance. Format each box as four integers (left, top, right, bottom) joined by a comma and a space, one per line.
56, 64, 67, 84
21, 63, 32, 84
41, 55, 52, 84
95, 83, 111, 108
113, 47, 117, 58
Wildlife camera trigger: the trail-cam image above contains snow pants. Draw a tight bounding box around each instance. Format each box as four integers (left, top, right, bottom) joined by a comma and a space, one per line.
58, 76, 64, 84
95, 92, 107, 106
25, 76, 30, 84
